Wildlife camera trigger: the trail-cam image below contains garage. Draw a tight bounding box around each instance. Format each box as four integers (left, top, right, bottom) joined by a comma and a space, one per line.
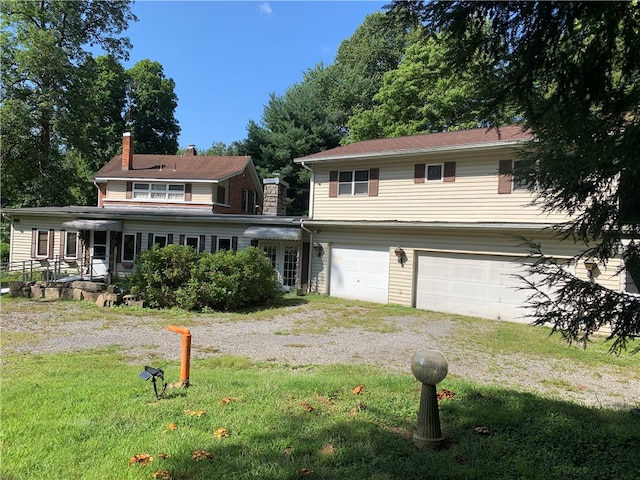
415, 252, 539, 321
330, 246, 389, 303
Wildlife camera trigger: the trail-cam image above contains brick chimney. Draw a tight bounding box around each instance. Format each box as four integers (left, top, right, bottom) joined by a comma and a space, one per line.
262, 177, 288, 216
185, 144, 197, 156
121, 131, 133, 170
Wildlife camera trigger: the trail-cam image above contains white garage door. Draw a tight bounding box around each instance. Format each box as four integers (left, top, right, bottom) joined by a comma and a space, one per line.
415, 252, 537, 321
330, 246, 389, 303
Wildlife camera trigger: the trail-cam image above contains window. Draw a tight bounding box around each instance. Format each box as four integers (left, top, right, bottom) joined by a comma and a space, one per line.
216, 185, 227, 204
37, 230, 48, 257
218, 238, 231, 250
513, 159, 536, 191
241, 189, 257, 212
426, 164, 443, 182
153, 235, 167, 248
122, 234, 137, 262
186, 236, 199, 250
133, 183, 185, 201
93, 231, 107, 260
65, 231, 78, 258
338, 170, 369, 195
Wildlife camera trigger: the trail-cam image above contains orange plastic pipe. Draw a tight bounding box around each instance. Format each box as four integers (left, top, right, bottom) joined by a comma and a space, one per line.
167, 325, 191, 387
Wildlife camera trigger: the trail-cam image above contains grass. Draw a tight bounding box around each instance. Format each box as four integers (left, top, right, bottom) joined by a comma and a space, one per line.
1, 294, 640, 479
1, 350, 639, 480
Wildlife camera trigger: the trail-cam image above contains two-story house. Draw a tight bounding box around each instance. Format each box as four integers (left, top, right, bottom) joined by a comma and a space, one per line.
295, 126, 636, 322
6, 132, 310, 291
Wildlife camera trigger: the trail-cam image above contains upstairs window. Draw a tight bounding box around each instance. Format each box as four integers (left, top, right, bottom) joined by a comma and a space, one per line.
426, 164, 443, 181
339, 170, 369, 195
498, 159, 536, 194
216, 185, 227, 204
133, 183, 185, 201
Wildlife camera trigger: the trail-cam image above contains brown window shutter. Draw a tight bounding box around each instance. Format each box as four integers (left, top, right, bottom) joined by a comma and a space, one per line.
369, 168, 379, 197
179, 234, 185, 245
48, 229, 54, 259
250, 239, 259, 247
185, 183, 192, 201
498, 160, 513, 194
31, 228, 37, 258
329, 171, 338, 197
126, 181, 132, 199
148, 233, 154, 249
232, 236, 238, 251
60, 229, 66, 257
443, 162, 456, 182
115, 232, 122, 262
136, 232, 142, 256
210, 235, 217, 253
167, 234, 173, 244
414, 164, 425, 184
199, 235, 206, 252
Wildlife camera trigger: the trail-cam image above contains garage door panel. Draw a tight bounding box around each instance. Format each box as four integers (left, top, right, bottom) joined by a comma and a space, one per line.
330, 246, 389, 303
416, 252, 533, 321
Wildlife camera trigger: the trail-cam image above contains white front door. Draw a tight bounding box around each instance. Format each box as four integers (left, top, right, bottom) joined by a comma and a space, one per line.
262, 242, 298, 289
91, 230, 110, 277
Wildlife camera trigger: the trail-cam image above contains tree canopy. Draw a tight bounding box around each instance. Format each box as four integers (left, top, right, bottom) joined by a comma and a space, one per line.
388, 0, 640, 351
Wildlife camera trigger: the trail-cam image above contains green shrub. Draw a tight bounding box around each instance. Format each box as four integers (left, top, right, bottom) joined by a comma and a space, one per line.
129, 244, 198, 308
0, 242, 9, 263
130, 245, 283, 311
176, 247, 283, 311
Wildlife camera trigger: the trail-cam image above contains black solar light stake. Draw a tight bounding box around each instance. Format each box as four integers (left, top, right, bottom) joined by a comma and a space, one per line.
139, 365, 167, 399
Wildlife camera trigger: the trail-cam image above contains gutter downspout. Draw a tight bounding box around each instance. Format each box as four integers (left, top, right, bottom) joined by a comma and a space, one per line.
300, 161, 315, 219
300, 220, 313, 294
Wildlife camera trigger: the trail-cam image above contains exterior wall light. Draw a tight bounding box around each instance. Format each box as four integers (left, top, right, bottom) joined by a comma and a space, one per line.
584, 258, 598, 279
394, 247, 407, 265
313, 243, 324, 257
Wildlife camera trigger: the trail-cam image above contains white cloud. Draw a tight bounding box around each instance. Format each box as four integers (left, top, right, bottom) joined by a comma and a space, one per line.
258, 2, 272, 16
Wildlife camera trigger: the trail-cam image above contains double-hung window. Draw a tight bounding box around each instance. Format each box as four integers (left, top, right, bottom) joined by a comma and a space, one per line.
426, 164, 443, 182
339, 170, 369, 195
185, 236, 199, 250
37, 230, 49, 257
133, 183, 185, 201
122, 234, 137, 262
65, 231, 78, 259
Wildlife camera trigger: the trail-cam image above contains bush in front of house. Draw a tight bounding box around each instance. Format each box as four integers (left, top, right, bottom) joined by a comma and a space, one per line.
0, 242, 9, 263
129, 244, 199, 308
129, 245, 283, 311
176, 247, 283, 311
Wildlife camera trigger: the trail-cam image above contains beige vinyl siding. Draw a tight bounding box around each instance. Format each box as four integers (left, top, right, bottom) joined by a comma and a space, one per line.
311, 149, 572, 224
9, 217, 81, 272
388, 247, 414, 305
308, 242, 328, 293
105, 180, 215, 205
107, 181, 127, 200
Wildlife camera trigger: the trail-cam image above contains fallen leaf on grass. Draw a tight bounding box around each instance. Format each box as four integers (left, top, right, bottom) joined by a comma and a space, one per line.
454, 454, 468, 464
299, 467, 313, 476
192, 450, 214, 461
157, 452, 171, 459
283, 446, 293, 458
300, 401, 314, 412
319, 444, 336, 456
437, 388, 455, 401
352, 384, 364, 395
152, 470, 172, 479
167, 423, 178, 431
213, 427, 230, 438
474, 426, 490, 436
129, 453, 153, 466
184, 409, 206, 417
220, 397, 233, 404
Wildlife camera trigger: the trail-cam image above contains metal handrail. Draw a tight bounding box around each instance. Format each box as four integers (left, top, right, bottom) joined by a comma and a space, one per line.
0, 254, 119, 283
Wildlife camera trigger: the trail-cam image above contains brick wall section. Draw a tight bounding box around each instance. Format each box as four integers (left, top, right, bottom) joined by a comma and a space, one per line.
214, 168, 259, 214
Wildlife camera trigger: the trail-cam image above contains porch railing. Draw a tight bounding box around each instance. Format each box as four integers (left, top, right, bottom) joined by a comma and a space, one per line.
0, 255, 120, 283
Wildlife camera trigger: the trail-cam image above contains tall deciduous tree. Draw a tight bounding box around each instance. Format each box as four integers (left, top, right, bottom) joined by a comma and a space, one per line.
0, 0, 136, 207
127, 59, 180, 154
390, 1, 640, 352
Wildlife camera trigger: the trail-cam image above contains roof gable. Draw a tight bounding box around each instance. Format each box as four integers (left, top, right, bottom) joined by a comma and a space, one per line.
295, 126, 532, 163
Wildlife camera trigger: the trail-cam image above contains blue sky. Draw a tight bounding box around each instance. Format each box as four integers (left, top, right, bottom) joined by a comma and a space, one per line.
121, 1, 388, 150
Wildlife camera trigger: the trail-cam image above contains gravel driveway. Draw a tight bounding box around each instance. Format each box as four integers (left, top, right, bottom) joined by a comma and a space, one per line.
2, 299, 639, 409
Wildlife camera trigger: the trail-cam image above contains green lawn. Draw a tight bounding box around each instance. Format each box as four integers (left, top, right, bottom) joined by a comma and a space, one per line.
1, 295, 639, 479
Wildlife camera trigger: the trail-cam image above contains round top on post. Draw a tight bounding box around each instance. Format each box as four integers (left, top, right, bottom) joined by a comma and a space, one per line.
411, 349, 448, 385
